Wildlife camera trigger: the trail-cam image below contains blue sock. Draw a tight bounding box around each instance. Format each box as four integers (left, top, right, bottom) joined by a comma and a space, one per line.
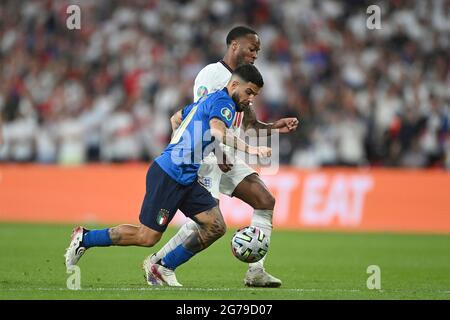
82, 229, 113, 248
161, 244, 195, 270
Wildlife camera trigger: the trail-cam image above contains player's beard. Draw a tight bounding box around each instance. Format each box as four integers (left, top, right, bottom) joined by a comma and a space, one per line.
235, 52, 247, 68
231, 92, 247, 112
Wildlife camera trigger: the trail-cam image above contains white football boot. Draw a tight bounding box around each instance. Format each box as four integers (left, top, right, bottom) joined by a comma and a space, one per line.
244, 268, 282, 288
143, 254, 182, 287
143, 254, 163, 286
64, 226, 87, 267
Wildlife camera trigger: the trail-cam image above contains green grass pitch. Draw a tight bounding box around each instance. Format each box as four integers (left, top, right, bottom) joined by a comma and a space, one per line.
0, 223, 449, 300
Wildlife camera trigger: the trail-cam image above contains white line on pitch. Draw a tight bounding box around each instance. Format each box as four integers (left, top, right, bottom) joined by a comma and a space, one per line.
2, 287, 450, 294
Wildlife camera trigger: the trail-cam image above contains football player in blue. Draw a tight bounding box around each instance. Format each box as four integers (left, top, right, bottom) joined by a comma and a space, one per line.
64, 64, 269, 286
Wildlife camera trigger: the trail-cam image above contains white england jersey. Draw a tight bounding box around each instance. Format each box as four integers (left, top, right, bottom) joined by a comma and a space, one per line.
193, 61, 244, 135
193, 61, 257, 199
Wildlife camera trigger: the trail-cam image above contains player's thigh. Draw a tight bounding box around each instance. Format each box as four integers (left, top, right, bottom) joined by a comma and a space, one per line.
219, 158, 257, 197
139, 162, 185, 233
179, 181, 225, 234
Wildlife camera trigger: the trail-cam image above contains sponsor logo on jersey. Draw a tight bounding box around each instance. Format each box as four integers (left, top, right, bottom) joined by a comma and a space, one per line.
221, 107, 232, 121
156, 209, 170, 226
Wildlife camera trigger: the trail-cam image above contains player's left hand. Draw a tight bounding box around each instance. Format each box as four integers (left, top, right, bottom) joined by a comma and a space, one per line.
272, 118, 299, 133
217, 148, 235, 172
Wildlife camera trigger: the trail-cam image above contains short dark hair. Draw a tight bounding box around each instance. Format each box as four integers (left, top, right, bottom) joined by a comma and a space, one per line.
233, 64, 264, 88
226, 26, 258, 46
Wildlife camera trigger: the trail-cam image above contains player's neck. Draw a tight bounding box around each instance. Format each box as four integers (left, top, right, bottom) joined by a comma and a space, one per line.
221, 53, 236, 71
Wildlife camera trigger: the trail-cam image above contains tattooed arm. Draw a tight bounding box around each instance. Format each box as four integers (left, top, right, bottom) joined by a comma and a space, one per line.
209, 118, 271, 158
242, 105, 299, 136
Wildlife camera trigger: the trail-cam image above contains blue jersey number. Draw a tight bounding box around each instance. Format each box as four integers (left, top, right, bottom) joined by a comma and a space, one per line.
170, 106, 198, 144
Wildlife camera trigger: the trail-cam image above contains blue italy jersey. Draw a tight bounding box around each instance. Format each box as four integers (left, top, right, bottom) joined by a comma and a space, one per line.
155, 88, 236, 185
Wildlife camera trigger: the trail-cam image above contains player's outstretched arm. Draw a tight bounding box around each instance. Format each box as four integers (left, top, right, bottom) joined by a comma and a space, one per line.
243, 105, 299, 136
209, 118, 271, 158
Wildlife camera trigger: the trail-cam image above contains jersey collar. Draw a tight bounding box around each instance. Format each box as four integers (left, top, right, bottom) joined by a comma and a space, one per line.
220, 60, 234, 73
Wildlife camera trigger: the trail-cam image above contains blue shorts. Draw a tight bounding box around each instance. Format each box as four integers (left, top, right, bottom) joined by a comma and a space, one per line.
139, 162, 217, 232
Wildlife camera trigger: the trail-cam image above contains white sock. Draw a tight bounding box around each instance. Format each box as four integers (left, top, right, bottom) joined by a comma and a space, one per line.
248, 209, 273, 271
152, 219, 199, 262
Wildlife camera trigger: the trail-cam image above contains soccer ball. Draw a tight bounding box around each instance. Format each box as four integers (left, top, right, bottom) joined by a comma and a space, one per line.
231, 226, 269, 263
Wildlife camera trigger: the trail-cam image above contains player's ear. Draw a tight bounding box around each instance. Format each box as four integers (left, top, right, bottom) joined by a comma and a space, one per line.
230, 78, 240, 91
231, 39, 239, 51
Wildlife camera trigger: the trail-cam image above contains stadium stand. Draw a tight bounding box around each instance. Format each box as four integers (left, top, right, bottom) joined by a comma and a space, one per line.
0, 0, 449, 168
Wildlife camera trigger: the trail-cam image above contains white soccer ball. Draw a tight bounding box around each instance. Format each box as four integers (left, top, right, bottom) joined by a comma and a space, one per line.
231, 226, 269, 263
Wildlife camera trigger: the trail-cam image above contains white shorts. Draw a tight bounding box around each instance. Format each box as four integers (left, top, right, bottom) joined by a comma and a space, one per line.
197, 153, 257, 199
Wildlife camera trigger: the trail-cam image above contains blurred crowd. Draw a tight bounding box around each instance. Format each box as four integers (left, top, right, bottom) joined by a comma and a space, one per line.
0, 0, 449, 168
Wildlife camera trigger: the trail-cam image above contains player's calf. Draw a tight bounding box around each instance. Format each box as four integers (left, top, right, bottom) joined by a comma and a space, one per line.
134, 225, 162, 247
156, 207, 226, 271
108, 224, 162, 247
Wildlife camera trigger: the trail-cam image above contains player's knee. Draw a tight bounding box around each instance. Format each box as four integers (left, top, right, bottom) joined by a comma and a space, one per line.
195, 207, 226, 241
138, 229, 161, 247
209, 223, 226, 242
206, 217, 226, 240
140, 237, 156, 247
185, 219, 200, 232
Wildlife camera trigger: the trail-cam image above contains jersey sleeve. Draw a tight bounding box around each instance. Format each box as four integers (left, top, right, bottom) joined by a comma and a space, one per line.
209, 98, 235, 129
193, 67, 214, 102
181, 103, 195, 120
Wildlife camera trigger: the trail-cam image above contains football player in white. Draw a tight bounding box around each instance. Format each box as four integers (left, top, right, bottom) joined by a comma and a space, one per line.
145, 26, 298, 287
